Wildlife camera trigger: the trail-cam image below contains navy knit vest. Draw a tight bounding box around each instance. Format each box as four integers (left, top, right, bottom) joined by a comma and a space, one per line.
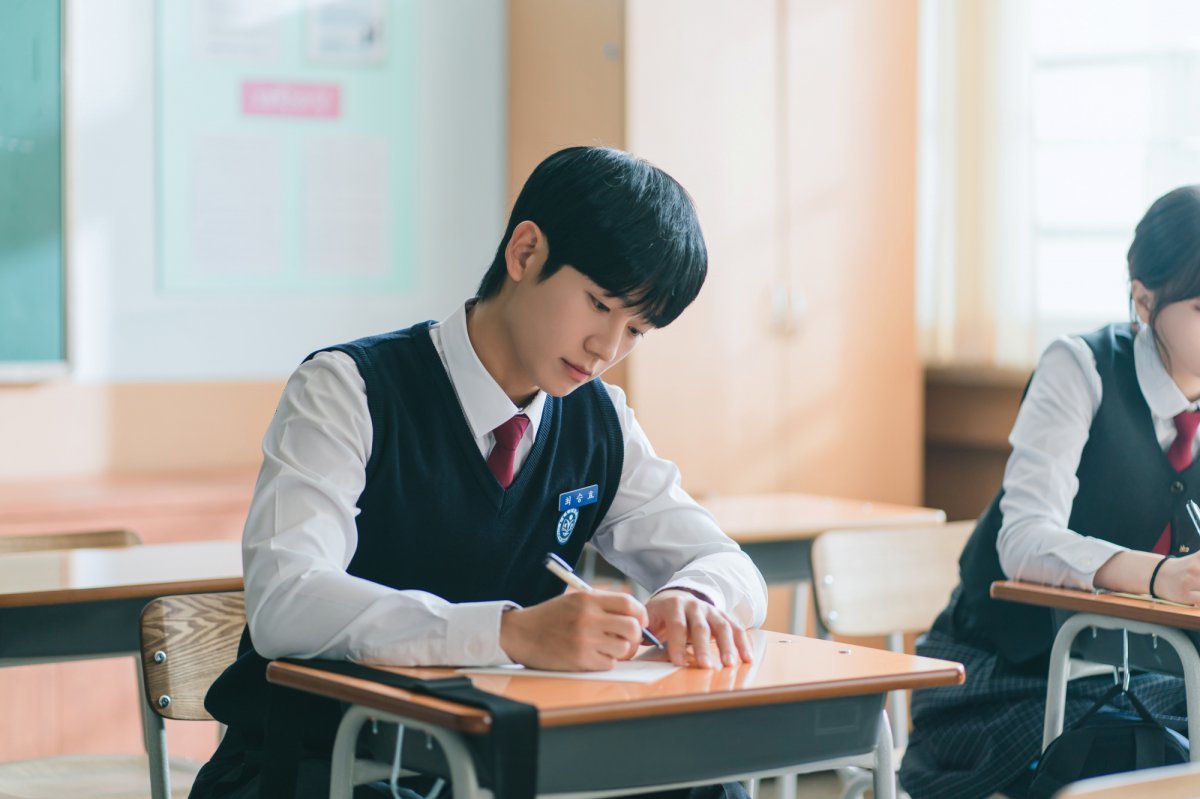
204, 322, 624, 751
936, 323, 1200, 666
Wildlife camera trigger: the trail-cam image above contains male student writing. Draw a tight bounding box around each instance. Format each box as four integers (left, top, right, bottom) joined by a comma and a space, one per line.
192, 146, 768, 799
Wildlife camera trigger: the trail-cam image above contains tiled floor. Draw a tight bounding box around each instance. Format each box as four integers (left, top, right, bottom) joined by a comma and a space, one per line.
756, 771, 860, 799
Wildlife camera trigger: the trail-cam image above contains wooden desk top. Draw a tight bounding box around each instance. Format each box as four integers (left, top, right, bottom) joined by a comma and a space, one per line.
267, 630, 965, 735
0, 540, 243, 608
991, 580, 1200, 631
0, 469, 257, 526
699, 493, 946, 543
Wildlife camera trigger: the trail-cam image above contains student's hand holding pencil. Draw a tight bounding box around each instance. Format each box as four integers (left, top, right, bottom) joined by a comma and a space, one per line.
498, 589, 651, 671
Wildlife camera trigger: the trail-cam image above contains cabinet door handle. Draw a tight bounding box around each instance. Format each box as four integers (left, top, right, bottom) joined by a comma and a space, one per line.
769, 282, 806, 337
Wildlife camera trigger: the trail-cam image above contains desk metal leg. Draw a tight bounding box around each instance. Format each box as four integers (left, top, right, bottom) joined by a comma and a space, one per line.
872, 709, 896, 799
775, 772, 797, 799
790, 579, 833, 639
790, 581, 809, 637
331, 705, 491, 799
1043, 613, 1200, 762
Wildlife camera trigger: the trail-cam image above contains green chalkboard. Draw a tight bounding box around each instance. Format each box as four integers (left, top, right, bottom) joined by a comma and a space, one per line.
0, 1, 65, 376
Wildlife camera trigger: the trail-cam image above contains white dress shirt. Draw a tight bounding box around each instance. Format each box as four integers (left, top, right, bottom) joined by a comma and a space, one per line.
997, 324, 1200, 589
243, 301, 768, 666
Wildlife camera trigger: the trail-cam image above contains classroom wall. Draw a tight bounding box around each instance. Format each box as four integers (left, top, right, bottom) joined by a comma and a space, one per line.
0, 0, 508, 480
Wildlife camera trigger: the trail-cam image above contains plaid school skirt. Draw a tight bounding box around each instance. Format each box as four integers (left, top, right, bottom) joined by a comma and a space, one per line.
898, 629, 1187, 799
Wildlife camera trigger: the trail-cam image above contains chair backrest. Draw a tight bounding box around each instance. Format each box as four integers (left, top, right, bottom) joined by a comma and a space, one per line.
811, 520, 974, 638
140, 591, 245, 721
0, 528, 142, 554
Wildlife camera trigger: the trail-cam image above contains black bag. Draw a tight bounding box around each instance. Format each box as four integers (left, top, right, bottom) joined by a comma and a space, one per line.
1028, 682, 1189, 799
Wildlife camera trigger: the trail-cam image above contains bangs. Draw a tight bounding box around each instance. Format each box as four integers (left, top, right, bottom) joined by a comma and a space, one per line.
585, 230, 707, 329
557, 157, 707, 328
485, 146, 708, 327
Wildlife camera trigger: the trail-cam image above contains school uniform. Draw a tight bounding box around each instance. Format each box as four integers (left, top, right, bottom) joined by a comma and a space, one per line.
189, 301, 767, 798
899, 323, 1200, 799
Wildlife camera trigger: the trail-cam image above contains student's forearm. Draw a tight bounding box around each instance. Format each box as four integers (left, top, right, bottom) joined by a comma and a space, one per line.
659, 552, 768, 628
1092, 550, 1160, 595
246, 565, 514, 664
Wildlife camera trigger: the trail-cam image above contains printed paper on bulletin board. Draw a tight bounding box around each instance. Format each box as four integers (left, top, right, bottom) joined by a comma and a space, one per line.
157, 0, 417, 295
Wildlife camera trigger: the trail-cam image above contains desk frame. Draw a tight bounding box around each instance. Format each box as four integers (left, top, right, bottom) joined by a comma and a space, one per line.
991, 581, 1200, 762
1043, 613, 1200, 758
329, 701, 896, 799
0, 540, 242, 783
267, 630, 966, 799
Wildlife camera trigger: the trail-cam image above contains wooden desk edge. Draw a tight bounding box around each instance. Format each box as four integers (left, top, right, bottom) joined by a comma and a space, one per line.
991, 580, 1200, 631
267, 662, 493, 733
727, 510, 948, 544
266, 660, 964, 735
0, 577, 245, 609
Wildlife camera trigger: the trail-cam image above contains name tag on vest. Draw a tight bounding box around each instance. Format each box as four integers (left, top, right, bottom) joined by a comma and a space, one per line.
559, 484, 599, 511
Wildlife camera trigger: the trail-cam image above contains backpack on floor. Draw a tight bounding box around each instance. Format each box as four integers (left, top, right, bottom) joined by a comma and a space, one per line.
1028, 682, 1189, 799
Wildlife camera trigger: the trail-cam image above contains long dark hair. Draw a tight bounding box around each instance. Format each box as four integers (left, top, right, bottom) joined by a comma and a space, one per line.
1129, 186, 1200, 337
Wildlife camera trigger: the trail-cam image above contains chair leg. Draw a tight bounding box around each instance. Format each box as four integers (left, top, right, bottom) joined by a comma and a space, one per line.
834, 766, 871, 799
138, 655, 171, 799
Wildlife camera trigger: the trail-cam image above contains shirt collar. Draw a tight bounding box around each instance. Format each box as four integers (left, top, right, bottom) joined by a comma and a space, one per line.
434, 301, 546, 441
1134, 323, 1200, 419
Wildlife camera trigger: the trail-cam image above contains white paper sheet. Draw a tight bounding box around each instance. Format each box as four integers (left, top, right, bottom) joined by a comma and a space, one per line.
460, 658, 680, 684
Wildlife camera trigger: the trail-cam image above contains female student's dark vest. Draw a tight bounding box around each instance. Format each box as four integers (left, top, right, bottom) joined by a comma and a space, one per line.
203, 322, 625, 754
935, 323, 1200, 668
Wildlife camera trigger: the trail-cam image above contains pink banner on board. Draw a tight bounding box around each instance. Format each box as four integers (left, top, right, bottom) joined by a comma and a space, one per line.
242, 82, 341, 118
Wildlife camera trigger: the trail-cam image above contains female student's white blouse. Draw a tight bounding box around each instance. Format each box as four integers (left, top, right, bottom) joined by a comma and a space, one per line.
997, 324, 1200, 590
240, 301, 768, 667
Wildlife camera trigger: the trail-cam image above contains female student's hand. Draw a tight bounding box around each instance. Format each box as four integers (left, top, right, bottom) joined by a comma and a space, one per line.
498, 589, 648, 671
643, 588, 754, 669
1148, 551, 1200, 605
1095, 549, 1200, 605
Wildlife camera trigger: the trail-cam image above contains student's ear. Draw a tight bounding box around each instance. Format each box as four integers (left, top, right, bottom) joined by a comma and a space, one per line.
1131, 279, 1155, 325
505, 221, 548, 284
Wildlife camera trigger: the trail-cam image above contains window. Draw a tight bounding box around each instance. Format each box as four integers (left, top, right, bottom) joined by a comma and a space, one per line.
918, 0, 1200, 367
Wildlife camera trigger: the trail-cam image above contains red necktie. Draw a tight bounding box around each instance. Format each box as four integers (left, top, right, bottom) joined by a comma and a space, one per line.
487, 414, 530, 488
1152, 410, 1200, 554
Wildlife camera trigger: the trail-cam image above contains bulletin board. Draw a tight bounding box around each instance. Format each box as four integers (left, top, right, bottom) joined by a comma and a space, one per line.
157, 0, 418, 295
0, 1, 67, 379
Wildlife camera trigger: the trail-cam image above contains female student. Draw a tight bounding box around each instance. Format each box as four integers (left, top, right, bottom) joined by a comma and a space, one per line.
900, 185, 1200, 799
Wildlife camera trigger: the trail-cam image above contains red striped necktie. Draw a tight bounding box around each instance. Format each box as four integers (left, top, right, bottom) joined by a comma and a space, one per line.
487, 414, 530, 489
1152, 410, 1200, 555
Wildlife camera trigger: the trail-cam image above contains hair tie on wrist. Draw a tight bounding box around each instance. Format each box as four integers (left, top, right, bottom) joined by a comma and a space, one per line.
1150, 554, 1172, 599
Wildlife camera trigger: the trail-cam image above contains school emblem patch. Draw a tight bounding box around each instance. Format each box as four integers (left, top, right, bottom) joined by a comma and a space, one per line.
556, 508, 579, 544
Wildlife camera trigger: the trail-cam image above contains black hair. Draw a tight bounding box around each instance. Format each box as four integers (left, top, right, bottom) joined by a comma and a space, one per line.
476, 146, 707, 328
1129, 185, 1200, 333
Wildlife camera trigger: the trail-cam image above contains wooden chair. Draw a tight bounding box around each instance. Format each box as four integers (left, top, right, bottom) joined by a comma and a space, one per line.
0, 528, 142, 554
140, 591, 246, 799
0, 591, 244, 799
809, 520, 976, 799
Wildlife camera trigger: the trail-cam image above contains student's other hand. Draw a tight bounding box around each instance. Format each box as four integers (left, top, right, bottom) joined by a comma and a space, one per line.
498, 590, 647, 671
644, 588, 753, 669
